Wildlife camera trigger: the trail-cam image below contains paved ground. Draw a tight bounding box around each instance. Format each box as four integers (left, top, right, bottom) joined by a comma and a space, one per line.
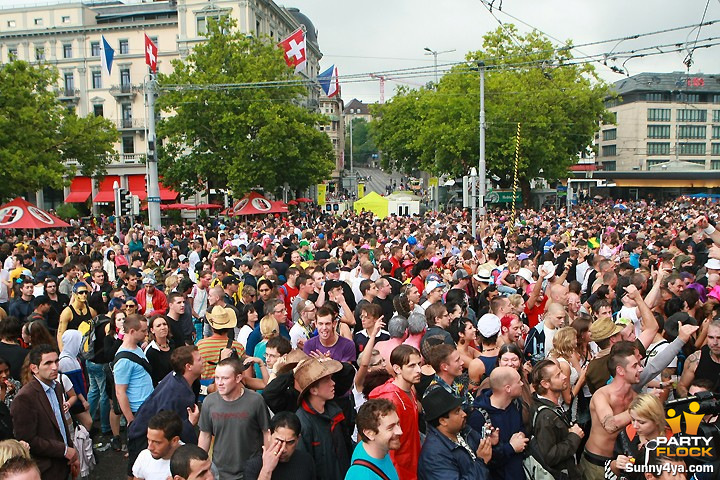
89, 432, 130, 479
353, 166, 406, 194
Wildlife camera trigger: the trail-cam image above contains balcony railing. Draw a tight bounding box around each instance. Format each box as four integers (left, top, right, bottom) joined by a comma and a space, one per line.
118, 153, 147, 164
56, 88, 80, 102
117, 118, 146, 130
109, 84, 139, 97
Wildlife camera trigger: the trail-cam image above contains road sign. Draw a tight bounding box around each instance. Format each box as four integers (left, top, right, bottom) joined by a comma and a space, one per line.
485, 189, 521, 203
147, 196, 161, 202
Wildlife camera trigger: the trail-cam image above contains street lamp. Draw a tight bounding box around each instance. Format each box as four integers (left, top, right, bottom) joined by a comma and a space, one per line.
424, 47, 456, 85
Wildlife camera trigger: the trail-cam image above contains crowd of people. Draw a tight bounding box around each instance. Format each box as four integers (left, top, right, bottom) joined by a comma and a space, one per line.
0, 197, 718, 480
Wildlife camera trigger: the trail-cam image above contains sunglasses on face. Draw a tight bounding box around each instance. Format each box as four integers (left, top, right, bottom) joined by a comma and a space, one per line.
76, 291, 88, 295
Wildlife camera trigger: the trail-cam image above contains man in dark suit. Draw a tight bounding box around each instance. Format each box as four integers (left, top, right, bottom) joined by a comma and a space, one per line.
11, 344, 79, 480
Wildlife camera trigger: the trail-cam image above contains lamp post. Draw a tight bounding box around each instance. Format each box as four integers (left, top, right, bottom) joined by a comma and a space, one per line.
424, 47, 456, 85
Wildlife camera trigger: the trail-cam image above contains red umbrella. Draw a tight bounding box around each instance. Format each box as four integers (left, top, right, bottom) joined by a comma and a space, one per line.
195, 203, 222, 209
0, 197, 70, 229
166, 203, 197, 210
287, 200, 298, 206
296, 197, 312, 203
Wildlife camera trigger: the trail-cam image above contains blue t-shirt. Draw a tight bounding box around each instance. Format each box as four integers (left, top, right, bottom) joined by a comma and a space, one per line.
345, 442, 399, 480
114, 346, 154, 412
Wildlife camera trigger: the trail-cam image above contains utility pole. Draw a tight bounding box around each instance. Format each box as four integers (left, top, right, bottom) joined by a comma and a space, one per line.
113, 181, 121, 239
424, 47, 456, 85
145, 74, 161, 230
470, 168, 477, 238
478, 61, 487, 226
349, 116, 354, 198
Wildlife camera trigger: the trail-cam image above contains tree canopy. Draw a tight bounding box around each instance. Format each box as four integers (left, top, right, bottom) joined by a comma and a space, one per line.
0, 61, 118, 200
156, 18, 335, 198
371, 26, 613, 197
345, 118, 378, 166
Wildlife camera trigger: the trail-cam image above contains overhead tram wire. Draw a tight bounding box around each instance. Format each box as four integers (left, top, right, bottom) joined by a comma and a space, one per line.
157, 35, 720, 93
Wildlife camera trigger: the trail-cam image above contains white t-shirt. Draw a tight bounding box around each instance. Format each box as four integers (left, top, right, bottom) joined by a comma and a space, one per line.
618, 305, 641, 338
0, 269, 8, 303
236, 324, 254, 348
544, 325, 557, 357
132, 448, 172, 480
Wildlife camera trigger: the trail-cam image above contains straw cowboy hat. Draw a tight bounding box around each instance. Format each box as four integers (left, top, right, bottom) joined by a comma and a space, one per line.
205, 305, 237, 330
293, 357, 342, 402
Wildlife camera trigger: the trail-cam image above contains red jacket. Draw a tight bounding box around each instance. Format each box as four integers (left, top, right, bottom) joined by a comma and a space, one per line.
136, 287, 168, 316
369, 379, 420, 480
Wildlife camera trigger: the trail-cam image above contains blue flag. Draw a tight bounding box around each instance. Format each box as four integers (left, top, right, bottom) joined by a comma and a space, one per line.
100, 35, 114, 76
318, 65, 339, 97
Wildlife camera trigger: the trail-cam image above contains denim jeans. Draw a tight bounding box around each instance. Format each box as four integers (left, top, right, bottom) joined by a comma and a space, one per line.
86, 360, 111, 434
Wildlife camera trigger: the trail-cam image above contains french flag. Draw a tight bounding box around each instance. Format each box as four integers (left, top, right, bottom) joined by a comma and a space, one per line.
319, 65, 339, 97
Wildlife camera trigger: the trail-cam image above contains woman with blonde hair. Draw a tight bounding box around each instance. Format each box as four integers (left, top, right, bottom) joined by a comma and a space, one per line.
0, 439, 30, 465
610, 393, 670, 477
547, 326, 585, 418
252, 316, 279, 379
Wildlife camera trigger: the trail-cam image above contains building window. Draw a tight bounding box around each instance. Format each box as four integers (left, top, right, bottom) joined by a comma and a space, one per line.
646, 93, 663, 101
714, 95, 720, 104
93, 104, 104, 117
256, 20, 261, 33
91, 42, 100, 57
197, 15, 222, 35
122, 136, 134, 154
713, 160, 720, 169
647, 108, 671, 122
647, 142, 670, 155
7, 48, 17, 60
647, 125, 671, 138
713, 110, 720, 123
678, 125, 706, 139
35, 47, 45, 61
63, 73, 74, 92
150, 36, 158, 48
677, 109, 707, 122
684, 159, 706, 167
120, 69, 131, 91
714, 126, 720, 139
601, 145, 616, 157
91, 70, 102, 89
119, 40, 129, 55
63, 44, 72, 59
677, 93, 701, 103
7, 20, 15, 28
34, 18, 43, 26
602, 161, 616, 171
712, 144, 720, 156
62, 15, 70, 23
678, 142, 706, 155
602, 129, 617, 141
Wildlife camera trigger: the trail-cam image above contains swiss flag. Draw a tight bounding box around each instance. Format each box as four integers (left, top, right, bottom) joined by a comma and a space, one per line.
144, 34, 158, 73
279, 28, 306, 73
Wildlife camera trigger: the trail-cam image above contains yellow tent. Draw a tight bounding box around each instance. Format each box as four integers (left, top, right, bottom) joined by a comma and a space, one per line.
353, 191, 388, 219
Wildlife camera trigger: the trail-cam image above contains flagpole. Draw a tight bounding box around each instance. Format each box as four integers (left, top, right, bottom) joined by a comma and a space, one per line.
145, 73, 161, 230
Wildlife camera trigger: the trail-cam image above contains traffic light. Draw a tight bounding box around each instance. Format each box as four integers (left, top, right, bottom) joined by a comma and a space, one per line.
119, 188, 132, 215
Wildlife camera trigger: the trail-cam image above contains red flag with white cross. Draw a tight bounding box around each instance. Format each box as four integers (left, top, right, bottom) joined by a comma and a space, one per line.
279, 28, 306, 74
144, 34, 158, 73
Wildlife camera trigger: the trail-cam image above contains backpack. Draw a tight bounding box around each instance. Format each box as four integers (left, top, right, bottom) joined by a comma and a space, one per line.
523, 405, 571, 480
81, 315, 111, 362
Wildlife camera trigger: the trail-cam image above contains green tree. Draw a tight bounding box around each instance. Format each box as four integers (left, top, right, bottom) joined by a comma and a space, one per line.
156, 18, 335, 198
345, 118, 378, 166
0, 61, 118, 200
372, 26, 613, 203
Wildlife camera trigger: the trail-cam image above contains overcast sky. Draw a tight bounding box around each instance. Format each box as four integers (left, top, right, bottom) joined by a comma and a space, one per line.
1, 0, 718, 104
286, 0, 720, 104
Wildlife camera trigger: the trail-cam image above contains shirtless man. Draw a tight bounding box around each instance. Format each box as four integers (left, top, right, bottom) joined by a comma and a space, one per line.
57, 282, 97, 349
582, 341, 642, 480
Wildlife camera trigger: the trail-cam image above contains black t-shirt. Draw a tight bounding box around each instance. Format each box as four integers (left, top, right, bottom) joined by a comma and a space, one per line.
373, 296, 395, 324
47, 293, 70, 332
145, 345, 173, 386
244, 449, 316, 480
0, 343, 29, 381
314, 250, 331, 261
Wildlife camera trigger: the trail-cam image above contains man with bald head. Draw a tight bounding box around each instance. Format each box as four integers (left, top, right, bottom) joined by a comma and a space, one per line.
469, 366, 528, 480
546, 283, 569, 307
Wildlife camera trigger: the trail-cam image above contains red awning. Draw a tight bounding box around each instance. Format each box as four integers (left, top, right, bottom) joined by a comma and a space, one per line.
92, 175, 120, 203
127, 175, 147, 201
65, 177, 92, 203
159, 183, 178, 201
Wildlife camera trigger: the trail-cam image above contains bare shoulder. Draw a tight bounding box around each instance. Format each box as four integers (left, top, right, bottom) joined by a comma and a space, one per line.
686, 350, 701, 366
